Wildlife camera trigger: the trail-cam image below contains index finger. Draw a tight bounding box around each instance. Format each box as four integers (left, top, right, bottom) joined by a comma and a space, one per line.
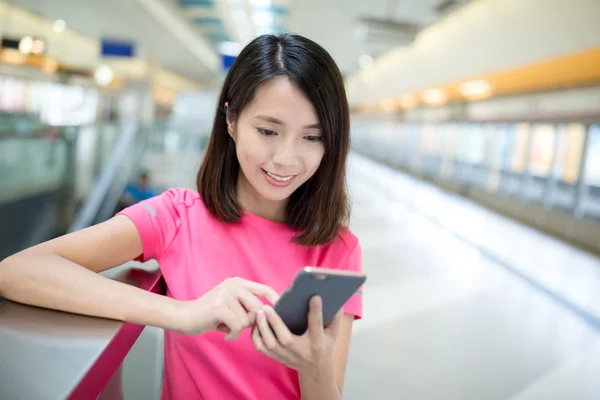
241, 281, 280, 305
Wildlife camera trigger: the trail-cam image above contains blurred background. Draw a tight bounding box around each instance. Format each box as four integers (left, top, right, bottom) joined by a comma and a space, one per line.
1, 0, 600, 399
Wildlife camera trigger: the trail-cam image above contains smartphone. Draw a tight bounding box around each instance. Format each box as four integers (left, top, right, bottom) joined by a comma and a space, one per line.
273, 267, 366, 336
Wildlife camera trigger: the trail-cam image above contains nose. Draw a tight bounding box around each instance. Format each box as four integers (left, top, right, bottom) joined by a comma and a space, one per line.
272, 138, 299, 168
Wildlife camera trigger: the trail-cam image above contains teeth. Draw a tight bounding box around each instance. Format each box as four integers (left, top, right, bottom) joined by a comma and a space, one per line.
266, 171, 294, 182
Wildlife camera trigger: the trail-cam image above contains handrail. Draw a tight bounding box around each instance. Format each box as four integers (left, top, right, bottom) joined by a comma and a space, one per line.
0, 266, 165, 400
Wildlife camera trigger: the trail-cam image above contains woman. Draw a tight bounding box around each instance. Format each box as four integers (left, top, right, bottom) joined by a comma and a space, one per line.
0, 34, 362, 399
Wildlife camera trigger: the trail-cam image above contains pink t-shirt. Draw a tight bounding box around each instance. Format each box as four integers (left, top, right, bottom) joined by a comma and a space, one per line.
119, 188, 363, 400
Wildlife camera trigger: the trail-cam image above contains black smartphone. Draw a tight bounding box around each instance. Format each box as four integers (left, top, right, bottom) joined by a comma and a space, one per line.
273, 267, 366, 336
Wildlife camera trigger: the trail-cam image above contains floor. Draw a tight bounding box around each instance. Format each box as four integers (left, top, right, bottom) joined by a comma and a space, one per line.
342, 154, 600, 400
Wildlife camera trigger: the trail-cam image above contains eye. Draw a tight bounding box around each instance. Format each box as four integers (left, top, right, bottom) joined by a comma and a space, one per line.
258, 128, 277, 136
304, 135, 322, 143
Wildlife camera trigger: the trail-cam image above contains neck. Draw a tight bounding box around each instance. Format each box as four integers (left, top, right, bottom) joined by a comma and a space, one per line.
237, 175, 287, 223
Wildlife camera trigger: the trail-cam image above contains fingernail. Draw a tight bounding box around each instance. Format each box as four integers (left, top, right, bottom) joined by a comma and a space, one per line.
312, 296, 322, 307
257, 310, 265, 322
264, 306, 273, 315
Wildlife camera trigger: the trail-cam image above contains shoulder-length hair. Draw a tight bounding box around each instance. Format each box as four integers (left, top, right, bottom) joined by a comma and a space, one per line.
197, 34, 350, 246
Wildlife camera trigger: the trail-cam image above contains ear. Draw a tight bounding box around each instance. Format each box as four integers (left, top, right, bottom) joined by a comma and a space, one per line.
224, 102, 235, 139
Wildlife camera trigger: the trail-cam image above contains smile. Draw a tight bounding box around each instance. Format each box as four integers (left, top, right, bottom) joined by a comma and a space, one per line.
266, 171, 295, 182
262, 169, 298, 187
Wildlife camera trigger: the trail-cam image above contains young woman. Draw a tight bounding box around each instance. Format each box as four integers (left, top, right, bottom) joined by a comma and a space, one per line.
0, 34, 362, 399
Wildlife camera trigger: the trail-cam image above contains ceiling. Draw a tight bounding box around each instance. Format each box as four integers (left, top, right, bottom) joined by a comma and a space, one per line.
4, 0, 472, 86
7, 0, 220, 83
285, 0, 469, 77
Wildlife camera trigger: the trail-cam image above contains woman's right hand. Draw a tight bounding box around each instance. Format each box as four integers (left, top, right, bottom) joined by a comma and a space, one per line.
177, 277, 280, 340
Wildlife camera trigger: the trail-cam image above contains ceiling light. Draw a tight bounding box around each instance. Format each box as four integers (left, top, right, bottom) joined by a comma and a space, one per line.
52, 19, 67, 33
459, 79, 492, 98
94, 65, 114, 86
359, 54, 374, 69
380, 98, 398, 113
31, 40, 45, 55
250, 0, 271, 7
18, 36, 33, 54
398, 94, 418, 109
421, 88, 447, 105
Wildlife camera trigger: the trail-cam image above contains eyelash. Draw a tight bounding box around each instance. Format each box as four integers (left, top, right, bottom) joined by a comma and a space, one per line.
257, 128, 322, 143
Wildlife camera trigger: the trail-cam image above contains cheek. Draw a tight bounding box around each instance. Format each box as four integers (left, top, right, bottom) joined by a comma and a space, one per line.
303, 146, 325, 175
236, 131, 268, 168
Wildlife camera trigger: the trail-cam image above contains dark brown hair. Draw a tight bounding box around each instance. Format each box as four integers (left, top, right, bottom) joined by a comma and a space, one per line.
197, 34, 350, 246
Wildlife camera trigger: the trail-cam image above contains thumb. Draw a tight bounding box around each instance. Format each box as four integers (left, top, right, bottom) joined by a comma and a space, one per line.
307, 296, 324, 339
325, 308, 344, 337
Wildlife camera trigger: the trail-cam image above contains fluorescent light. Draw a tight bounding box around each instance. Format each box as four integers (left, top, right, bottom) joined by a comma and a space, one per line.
421, 88, 447, 105
31, 40, 45, 55
380, 98, 397, 113
94, 65, 114, 86
19, 36, 33, 54
459, 79, 492, 98
398, 94, 418, 109
359, 54, 374, 69
250, 0, 271, 7
52, 19, 66, 33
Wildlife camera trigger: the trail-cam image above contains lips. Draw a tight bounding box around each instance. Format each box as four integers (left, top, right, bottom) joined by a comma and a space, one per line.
262, 169, 298, 188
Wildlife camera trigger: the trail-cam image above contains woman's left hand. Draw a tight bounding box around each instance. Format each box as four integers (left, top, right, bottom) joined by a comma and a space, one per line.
251, 296, 343, 376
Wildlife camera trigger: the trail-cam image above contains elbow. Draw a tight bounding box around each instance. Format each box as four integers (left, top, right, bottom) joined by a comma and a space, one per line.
0, 254, 14, 298
0, 252, 29, 299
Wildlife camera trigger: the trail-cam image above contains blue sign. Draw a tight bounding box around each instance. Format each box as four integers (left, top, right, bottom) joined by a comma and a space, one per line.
222, 54, 236, 70
101, 39, 134, 57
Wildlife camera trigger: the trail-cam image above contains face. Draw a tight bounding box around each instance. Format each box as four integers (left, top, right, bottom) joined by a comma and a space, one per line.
228, 77, 325, 208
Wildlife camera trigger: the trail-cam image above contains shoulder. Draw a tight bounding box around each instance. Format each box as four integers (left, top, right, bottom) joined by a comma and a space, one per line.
160, 187, 202, 207
128, 187, 205, 227
314, 226, 361, 271
328, 226, 360, 255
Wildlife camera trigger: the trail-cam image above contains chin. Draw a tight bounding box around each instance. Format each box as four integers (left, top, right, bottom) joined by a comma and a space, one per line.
258, 186, 295, 202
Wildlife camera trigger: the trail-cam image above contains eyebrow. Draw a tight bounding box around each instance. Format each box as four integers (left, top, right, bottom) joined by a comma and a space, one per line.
255, 115, 320, 129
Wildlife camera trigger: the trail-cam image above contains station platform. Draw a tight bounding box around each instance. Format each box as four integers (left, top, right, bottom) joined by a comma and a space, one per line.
343, 153, 600, 400
2, 146, 600, 399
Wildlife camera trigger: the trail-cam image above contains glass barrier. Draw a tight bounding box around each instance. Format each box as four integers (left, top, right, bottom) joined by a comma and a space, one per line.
351, 117, 600, 222
0, 133, 70, 203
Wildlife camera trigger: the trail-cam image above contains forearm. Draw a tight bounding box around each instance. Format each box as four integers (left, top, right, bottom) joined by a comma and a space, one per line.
0, 252, 183, 332
299, 361, 342, 400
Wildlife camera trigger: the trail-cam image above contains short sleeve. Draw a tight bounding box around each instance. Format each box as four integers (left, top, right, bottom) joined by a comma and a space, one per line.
341, 242, 364, 320
118, 188, 183, 262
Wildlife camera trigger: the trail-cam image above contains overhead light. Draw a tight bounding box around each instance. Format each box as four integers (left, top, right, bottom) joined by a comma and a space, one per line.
398, 94, 418, 109
421, 88, 447, 105
31, 40, 45, 55
253, 10, 273, 27
250, 0, 271, 7
52, 19, 67, 33
94, 65, 114, 86
359, 54, 374, 69
380, 98, 397, 113
18, 36, 33, 54
218, 41, 241, 57
459, 79, 493, 99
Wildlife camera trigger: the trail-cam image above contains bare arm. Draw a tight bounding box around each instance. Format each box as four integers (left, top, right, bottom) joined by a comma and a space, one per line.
299, 314, 354, 400
0, 215, 184, 331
